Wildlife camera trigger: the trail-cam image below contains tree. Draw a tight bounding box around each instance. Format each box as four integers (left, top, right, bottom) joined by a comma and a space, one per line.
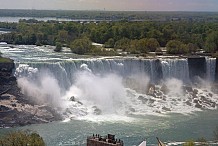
128, 39, 140, 54
70, 37, 92, 55
146, 38, 160, 52
57, 30, 69, 44
114, 38, 130, 51
104, 38, 115, 48
166, 40, 183, 54
183, 140, 195, 146
0, 131, 45, 146
186, 43, 199, 54
137, 38, 148, 53
205, 31, 218, 53
54, 42, 62, 52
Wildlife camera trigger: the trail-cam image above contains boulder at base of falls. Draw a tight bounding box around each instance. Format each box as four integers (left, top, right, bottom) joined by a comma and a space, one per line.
162, 106, 171, 112
146, 84, 155, 95
92, 106, 102, 115
183, 86, 193, 92
137, 96, 148, 104
195, 102, 202, 109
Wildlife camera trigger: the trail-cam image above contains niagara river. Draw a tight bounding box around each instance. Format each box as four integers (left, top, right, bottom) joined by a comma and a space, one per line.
1, 45, 218, 145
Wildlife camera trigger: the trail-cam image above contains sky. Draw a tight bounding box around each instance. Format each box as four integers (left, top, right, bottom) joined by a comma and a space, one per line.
0, 0, 218, 11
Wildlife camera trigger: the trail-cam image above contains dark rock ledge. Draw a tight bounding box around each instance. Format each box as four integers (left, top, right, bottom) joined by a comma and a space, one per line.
0, 57, 62, 128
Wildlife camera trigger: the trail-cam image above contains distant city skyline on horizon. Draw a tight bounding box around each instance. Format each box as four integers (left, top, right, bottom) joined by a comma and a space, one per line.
0, 0, 218, 12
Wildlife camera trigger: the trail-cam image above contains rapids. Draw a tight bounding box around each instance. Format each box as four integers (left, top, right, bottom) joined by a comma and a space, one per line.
1, 45, 218, 145
0, 45, 218, 119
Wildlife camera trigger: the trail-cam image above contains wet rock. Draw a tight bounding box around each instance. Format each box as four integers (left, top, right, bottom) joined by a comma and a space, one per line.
77, 101, 83, 105
193, 89, 198, 94
183, 86, 193, 92
69, 96, 75, 101
129, 107, 136, 112
162, 106, 171, 111
211, 103, 216, 108
208, 93, 213, 97
92, 106, 102, 115
147, 84, 155, 95
190, 92, 197, 98
1, 60, 63, 127
193, 99, 198, 103
185, 101, 192, 106
0, 95, 10, 100
138, 96, 148, 104
148, 99, 155, 104
195, 103, 202, 108
200, 96, 206, 101
154, 91, 163, 98
69, 96, 83, 105
0, 105, 10, 111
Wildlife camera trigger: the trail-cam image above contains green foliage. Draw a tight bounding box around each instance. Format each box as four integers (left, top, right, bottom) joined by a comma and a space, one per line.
186, 43, 199, 53
89, 46, 117, 56
212, 51, 218, 58
114, 38, 130, 51
205, 31, 218, 53
0, 57, 13, 63
183, 140, 195, 146
54, 42, 62, 52
136, 38, 148, 53
0, 18, 218, 56
70, 37, 92, 55
146, 38, 160, 52
0, 131, 45, 146
166, 40, 183, 54
104, 38, 115, 48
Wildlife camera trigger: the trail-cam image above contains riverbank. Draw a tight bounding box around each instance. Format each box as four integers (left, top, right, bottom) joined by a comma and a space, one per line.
0, 57, 62, 128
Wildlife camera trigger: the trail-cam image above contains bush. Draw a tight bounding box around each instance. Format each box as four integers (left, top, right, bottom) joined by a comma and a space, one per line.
0, 57, 13, 63
70, 37, 92, 55
54, 42, 62, 52
0, 130, 45, 146
183, 140, 195, 146
212, 52, 218, 58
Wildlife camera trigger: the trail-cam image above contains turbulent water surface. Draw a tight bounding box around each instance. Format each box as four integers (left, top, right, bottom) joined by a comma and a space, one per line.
0, 45, 218, 145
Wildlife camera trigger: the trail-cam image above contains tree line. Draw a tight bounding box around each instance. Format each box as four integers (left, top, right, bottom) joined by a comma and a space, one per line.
0, 20, 218, 55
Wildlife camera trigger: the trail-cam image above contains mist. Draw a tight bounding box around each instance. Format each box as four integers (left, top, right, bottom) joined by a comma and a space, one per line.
63, 70, 126, 114
165, 78, 184, 96
17, 70, 62, 107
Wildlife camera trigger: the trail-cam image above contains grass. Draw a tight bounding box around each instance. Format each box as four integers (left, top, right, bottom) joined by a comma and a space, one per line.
0, 56, 13, 63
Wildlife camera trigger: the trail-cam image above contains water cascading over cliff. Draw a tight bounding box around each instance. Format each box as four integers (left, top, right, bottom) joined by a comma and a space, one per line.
13, 56, 218, 119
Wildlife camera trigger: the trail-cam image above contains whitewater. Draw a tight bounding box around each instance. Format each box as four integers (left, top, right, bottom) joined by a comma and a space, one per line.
1, 45, 218, 145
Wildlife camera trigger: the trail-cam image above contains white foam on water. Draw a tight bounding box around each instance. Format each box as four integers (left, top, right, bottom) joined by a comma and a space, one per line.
3, 45, 217, 122
76, 114, 135, 123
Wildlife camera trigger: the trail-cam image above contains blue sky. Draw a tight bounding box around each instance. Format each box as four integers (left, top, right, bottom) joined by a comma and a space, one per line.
0, 0, 218, 11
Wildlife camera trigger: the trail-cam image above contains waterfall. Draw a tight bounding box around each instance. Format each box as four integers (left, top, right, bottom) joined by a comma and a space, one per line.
206, 57, 216, 82
14, 58, 194, 92
161, 59, 190, 84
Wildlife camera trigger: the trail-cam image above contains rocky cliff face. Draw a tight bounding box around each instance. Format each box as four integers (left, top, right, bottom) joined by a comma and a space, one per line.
0, 58, 62, 128
188, 57, 206, 83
